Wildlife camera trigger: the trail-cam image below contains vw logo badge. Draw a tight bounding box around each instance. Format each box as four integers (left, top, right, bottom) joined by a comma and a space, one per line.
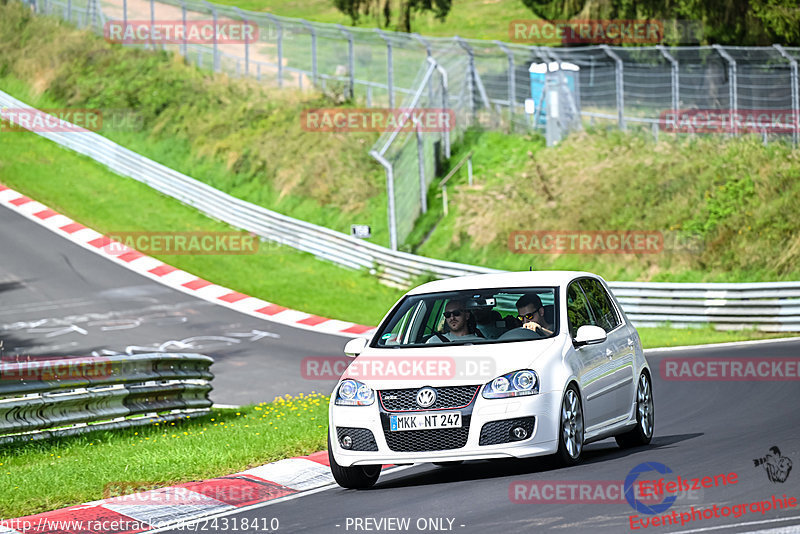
416, 387, 437, 408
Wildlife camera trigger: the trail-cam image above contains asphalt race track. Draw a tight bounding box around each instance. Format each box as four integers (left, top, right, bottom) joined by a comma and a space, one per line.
0, 205, 347, 405
156, 339, 800, 533
2, 203, 799, 533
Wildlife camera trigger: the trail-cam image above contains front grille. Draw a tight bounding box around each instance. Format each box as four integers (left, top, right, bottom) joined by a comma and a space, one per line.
336, 427, 379, 451
479, 417, 536, 446
378, 385, 480, 412
384, 427, 470, 452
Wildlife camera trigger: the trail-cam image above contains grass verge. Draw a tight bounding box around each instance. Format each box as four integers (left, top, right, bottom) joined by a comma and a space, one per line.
0, 393, 329, 519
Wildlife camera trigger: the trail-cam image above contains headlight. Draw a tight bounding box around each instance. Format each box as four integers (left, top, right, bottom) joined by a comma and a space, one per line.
335, 379, 375, 406
482, 370, 539, 399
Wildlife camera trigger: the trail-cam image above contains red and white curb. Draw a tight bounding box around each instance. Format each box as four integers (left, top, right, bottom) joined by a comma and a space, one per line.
0, 452, 391, 534
0, 183, 377, 339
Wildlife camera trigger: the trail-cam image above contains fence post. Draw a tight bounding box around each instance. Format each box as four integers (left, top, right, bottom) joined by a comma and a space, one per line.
774, 44, 799, 148
370, 151, 398, 251
233, 7, 249, 77
414, 119, 427, 214
265, 14, 283, 88
601, 45, 625, 130
202, 1, 220, 72
376, 29, 394, 108
428, 56, 450, 159
336, 25, 355, 100
494, 41, 516, 116
412, 33, 434, 106
657, 45, 679, 130
300, 20, 318, 86
149, 0, 156, 50
713, 44, 738, 136
179, 0, 187, 58
455, 37, 477, 124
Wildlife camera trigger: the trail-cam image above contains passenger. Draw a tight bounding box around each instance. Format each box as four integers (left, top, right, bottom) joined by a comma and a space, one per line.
472, 307, 505, 339
516, 294, 554, 336
427, 299, 484, 343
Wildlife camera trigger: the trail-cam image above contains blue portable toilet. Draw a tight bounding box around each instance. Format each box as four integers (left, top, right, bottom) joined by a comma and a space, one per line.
529, 61, 580, 126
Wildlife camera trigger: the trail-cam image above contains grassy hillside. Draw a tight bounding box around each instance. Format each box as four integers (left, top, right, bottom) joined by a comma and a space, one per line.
1, 3, 799, 285
419, 128, 800, 282
0, 4, 392, 244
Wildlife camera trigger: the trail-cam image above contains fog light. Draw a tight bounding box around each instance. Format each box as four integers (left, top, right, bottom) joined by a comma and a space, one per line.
341, 435, 353, 449
511, 426, 527, 440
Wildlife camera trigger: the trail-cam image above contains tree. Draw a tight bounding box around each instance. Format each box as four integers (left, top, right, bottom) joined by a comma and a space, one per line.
520, 0, 800, 45
332, 0, 452, 33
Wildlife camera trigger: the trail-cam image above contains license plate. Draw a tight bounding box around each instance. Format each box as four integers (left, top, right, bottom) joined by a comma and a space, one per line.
390, 412, 461, 431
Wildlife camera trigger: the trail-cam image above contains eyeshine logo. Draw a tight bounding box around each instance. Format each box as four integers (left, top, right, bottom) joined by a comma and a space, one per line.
301, 108, 455, 133
753, 446, 793, 483
103, 20, 259, 44
509, 231, 664, 254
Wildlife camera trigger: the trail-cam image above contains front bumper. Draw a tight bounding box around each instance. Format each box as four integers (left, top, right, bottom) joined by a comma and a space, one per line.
329, 389, 560, 467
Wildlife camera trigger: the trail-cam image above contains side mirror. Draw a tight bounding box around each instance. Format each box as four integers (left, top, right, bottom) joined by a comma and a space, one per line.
343, 337, 369, 358
573, 325, 607, 347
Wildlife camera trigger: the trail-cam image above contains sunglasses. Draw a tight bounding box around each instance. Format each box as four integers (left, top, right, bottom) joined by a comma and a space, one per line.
517, 313, 538, 322
443, 310, 464, 318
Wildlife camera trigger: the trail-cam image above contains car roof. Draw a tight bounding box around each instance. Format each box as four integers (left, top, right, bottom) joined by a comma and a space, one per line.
406, 270, 600, 295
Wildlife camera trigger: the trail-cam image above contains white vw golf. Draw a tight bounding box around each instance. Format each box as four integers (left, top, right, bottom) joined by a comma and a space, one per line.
328, 271, 654, 489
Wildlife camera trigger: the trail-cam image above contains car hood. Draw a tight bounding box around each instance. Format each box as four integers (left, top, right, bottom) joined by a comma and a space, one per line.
344, 336, 562, 390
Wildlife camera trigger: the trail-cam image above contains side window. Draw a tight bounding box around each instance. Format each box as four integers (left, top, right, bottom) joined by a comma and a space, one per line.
566, 282, 593, 338
580, 278, 621, 333
424, 299, 446, 336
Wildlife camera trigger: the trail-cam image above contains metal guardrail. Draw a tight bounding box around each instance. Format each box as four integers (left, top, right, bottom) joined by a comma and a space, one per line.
0, 353, 213, 442
1, 91, 799, 332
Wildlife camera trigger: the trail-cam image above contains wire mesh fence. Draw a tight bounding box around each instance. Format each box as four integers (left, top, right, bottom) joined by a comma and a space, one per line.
17, 0, 800, 248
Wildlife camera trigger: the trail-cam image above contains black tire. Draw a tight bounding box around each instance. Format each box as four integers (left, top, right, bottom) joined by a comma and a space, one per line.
615, 372, 654, 448
555, 384, 584, 466
327, 434, 380, 489
433, 461, 464, 467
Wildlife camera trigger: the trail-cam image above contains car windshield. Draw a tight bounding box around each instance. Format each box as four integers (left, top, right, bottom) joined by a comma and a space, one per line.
373, 287, 559, 348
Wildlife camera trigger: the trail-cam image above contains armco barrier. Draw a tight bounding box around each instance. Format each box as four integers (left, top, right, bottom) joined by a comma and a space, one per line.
1, 91, 799, 332
0, 353, 213, 442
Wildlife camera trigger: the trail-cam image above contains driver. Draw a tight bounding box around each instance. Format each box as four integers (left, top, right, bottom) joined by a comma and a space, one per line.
516, 294, 554, 336
427, 299, 484, 343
